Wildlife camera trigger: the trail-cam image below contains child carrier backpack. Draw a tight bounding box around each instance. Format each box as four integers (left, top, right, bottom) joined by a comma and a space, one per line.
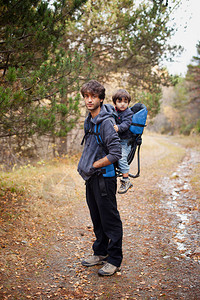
123, 103, 148, 178
81, 103, 148, 179
129, 103, 148, 135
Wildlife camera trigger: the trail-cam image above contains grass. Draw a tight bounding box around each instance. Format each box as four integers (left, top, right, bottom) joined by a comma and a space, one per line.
0, 155, 82, 197
140, 134, 186, 180
0, 133, 199, 224
0, 155, 85, 271
190, 164, 200, 204
0, 133, 199, 211
170, 134, 200, 150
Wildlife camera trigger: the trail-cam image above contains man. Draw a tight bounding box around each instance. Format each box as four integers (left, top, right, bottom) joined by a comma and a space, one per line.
78, 80, 123, 276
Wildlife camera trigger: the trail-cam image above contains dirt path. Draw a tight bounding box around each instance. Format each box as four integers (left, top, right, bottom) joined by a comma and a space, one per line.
0, 134, 200, 299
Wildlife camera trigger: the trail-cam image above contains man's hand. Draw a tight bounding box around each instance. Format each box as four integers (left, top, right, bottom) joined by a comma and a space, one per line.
93, 156, 111, 168
114, 124, 119, 132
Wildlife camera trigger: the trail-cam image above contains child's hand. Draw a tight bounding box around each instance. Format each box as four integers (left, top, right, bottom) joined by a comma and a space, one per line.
114, 124, 119, 132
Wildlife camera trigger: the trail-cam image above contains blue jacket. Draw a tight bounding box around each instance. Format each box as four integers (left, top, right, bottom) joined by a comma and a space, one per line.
78, 104, 122, 181
116, 107, 133, 140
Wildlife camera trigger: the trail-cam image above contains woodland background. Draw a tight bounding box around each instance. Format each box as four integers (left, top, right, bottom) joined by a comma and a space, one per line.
0, 0, 200, 169
0, 2, 200, 299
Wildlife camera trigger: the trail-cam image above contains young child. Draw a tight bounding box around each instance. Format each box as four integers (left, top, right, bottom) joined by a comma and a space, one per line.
112, 89, 133, 194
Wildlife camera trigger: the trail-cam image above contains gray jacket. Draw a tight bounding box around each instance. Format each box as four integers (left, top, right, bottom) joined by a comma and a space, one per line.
78, 104, 122, 181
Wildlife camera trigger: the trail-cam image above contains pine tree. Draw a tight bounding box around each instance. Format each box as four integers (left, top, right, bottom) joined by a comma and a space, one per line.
64, 0, 182, 117
0, 0, 88, 144
186, 41, 200, 103
171, 42, 200, 135
186, 41, 200, 133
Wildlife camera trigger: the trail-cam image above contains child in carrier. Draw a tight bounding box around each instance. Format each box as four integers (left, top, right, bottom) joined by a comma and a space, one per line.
112, 89, 133, 194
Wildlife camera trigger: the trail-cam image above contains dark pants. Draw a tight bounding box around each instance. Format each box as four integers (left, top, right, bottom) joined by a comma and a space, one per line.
86, 174, 123, 267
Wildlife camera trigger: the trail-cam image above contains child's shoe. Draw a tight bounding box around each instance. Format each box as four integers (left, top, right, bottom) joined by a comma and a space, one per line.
118, 177, 133, 194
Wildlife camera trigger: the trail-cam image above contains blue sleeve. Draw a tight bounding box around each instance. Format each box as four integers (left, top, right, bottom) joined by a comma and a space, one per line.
101, 118, 122, 163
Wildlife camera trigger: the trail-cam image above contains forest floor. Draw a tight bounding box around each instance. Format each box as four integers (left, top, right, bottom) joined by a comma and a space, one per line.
0, 133, 200, 300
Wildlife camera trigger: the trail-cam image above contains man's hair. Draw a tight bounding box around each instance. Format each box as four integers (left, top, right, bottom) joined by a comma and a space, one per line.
81, 80, 105, 100
112, 89, 131, 104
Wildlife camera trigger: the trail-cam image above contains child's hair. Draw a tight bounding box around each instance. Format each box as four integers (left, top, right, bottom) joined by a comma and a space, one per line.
112, 89, 131, 104
81, 80, 105, 100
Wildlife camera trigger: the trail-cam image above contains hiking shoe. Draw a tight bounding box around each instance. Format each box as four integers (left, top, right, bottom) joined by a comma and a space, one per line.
118, 178, 133, 194
81, 255, 108, 267
98, 262, 121, 276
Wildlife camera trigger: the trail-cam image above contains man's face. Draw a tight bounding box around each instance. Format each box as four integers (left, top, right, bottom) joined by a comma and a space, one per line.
84, 92, 103, 112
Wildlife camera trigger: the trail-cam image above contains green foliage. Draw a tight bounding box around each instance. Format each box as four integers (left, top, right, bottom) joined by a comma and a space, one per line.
186, 41, 200, 103
0, 0, 90, 142
195, 119, 200, 133
173, 77, 189, 109
180, 121, 194, 136
6, 67, 17, 83
170, 74, 180, 86
65, 0, 181, 116
171, 42, 200, 135
0, 0, 183, 158
134, 87, 161, 118
177, 41, 200, 135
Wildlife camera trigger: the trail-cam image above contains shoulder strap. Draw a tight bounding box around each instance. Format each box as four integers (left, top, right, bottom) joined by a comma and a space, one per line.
94, 122, 110, 154
81, 122, 104, 147
81, 118, 91, 145
81, 118, 111, 155
94, 121, 116, 177
94, 123, 103, 145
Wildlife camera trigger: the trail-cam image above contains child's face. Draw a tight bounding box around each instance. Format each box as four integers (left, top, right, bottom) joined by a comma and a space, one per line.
115, 97, 129, 111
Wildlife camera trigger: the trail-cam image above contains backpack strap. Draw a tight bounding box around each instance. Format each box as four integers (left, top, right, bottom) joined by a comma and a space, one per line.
94, 123, 103, 146
81, 119, 116, 178
81, 121, 104, 147
81, 129, 90, 145
127, 135, 142, 178
131, 122, 147, 128
81, 118, 93, 145
94, 123, 116, 177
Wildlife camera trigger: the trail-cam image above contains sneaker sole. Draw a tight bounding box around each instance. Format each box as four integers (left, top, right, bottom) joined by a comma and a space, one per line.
81, 260, 105, 267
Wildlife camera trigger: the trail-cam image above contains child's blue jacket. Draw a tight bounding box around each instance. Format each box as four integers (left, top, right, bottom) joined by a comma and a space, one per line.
116, 108, 133, 140
78, 104, 122, 181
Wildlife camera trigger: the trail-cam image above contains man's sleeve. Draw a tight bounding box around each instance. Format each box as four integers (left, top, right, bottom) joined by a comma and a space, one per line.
101, 119, 122, 163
